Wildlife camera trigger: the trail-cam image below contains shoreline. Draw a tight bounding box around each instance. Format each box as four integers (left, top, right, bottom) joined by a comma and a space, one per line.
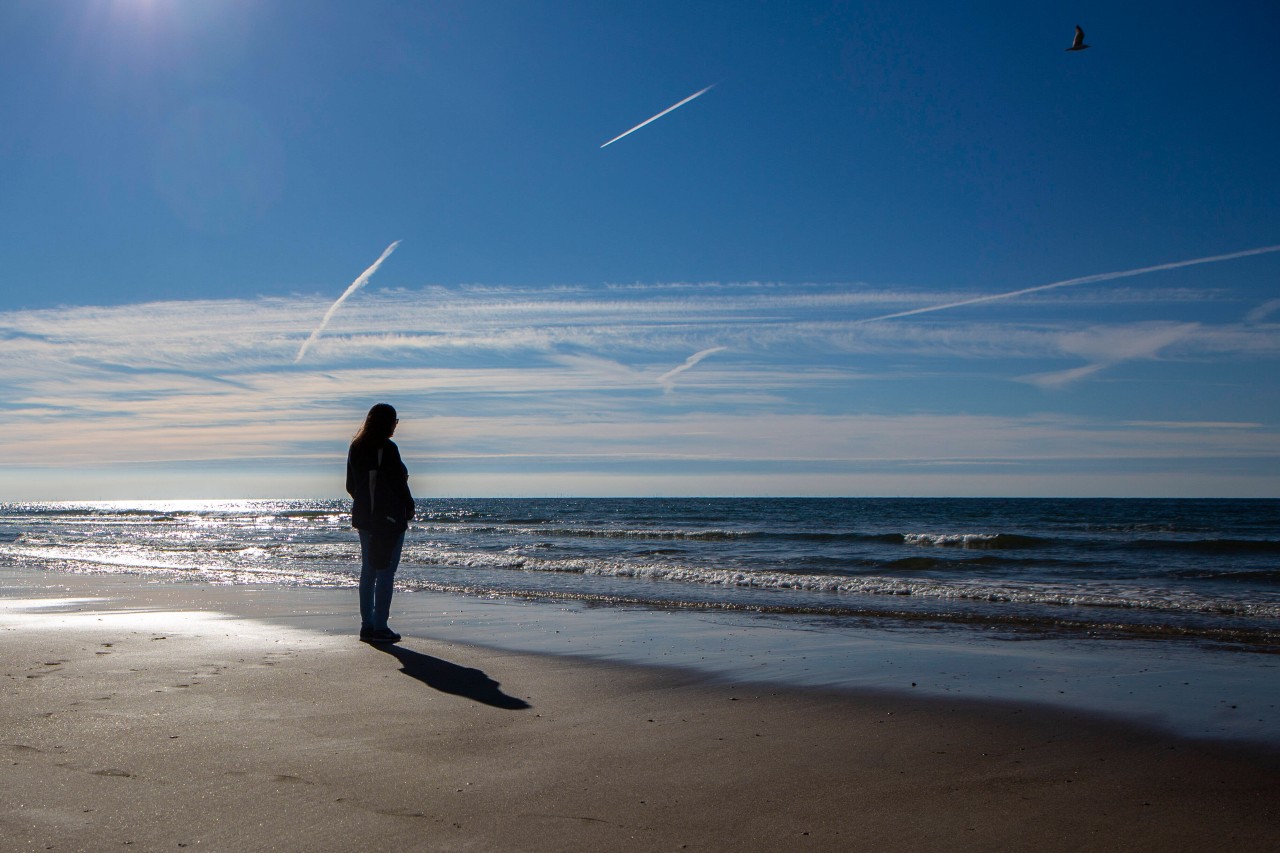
6, 564, 1278, 748
3, 569, 1280, 851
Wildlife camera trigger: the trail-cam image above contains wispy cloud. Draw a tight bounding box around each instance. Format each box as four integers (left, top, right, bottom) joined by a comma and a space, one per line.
1017, 322, 1200, 389
1247, 298, 1280, 323
1124, 421, 1262, 430
1018, 363, 1109, 390
1, 284, 1270, 383
1055, 322, 1201, 363
2, 263, 1278, 497
294, 240, 400, 363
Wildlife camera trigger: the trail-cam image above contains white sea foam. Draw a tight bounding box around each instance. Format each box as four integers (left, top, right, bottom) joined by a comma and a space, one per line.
397, 545, 1280, 620
903, 532, 1001, 547
6, 498, 1278, 643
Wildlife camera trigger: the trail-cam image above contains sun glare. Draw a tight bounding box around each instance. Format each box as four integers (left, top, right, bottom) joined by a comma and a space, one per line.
103, 0, 171, 30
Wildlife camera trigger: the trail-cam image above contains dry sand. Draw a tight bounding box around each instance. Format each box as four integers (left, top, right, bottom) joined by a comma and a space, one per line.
2, 578, 1278, 852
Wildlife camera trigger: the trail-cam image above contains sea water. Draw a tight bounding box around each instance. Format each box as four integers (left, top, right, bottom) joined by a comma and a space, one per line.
2, 497, 1276, 648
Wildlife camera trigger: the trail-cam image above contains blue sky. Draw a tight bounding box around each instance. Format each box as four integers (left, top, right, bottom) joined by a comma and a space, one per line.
2, 0, 1278, 499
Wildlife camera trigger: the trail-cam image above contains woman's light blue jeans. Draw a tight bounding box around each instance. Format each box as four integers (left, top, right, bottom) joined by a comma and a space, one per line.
358, 528, 404, 632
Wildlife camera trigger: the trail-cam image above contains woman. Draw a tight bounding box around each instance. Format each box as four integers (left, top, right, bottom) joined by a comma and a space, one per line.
346, 403, 415, 643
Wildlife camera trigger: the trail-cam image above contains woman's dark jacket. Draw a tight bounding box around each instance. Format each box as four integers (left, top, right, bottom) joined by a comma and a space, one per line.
346, 439, 415, 532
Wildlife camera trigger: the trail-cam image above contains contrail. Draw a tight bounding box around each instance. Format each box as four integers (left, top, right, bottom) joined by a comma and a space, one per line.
601, 84, 715, 149
1246, 298, 1280, 323
658, 346, 726, 393
295, 240, 401, 363
853, 244, 1280, 325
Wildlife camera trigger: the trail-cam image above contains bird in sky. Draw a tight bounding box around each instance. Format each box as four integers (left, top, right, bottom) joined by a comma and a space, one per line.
1066, 25, 1090, 51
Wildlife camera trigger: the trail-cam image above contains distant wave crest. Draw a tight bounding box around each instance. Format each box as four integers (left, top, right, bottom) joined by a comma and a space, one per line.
900, 532, 1049, 549
401, 546, 1280, 620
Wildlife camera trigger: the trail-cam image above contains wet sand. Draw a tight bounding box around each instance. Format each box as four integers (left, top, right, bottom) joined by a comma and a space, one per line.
2, 574, 1278, 852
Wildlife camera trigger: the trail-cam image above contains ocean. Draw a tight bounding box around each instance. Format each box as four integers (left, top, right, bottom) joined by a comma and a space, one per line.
2, 497, 1277, 650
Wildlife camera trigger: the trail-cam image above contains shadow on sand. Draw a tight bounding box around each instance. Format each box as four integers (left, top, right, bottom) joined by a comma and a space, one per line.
371, 643, 531, 710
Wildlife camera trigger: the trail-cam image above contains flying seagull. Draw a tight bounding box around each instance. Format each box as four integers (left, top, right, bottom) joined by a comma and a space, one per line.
1066, 25, 1090, 51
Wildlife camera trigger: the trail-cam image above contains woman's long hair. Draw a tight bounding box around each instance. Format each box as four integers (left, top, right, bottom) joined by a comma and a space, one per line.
352, 403, 397, 448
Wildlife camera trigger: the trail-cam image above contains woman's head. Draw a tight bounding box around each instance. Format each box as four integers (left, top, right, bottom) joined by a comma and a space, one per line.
353, 403, 398, 445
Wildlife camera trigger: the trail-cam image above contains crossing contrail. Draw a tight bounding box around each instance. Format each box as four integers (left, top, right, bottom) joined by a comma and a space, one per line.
658, 346, 726, 393
601, 84, 715, 149
853, 244, 1280, 325
295, 240, 401, 363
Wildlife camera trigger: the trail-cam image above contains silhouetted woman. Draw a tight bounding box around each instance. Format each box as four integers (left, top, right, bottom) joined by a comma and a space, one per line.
346, 403, 415, 643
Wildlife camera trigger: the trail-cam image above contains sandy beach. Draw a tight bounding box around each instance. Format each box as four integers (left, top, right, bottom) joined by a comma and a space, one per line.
3, 572, 1278, 852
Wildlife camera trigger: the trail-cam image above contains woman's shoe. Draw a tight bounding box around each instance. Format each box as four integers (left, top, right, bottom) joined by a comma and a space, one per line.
364, 628, 401, 644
